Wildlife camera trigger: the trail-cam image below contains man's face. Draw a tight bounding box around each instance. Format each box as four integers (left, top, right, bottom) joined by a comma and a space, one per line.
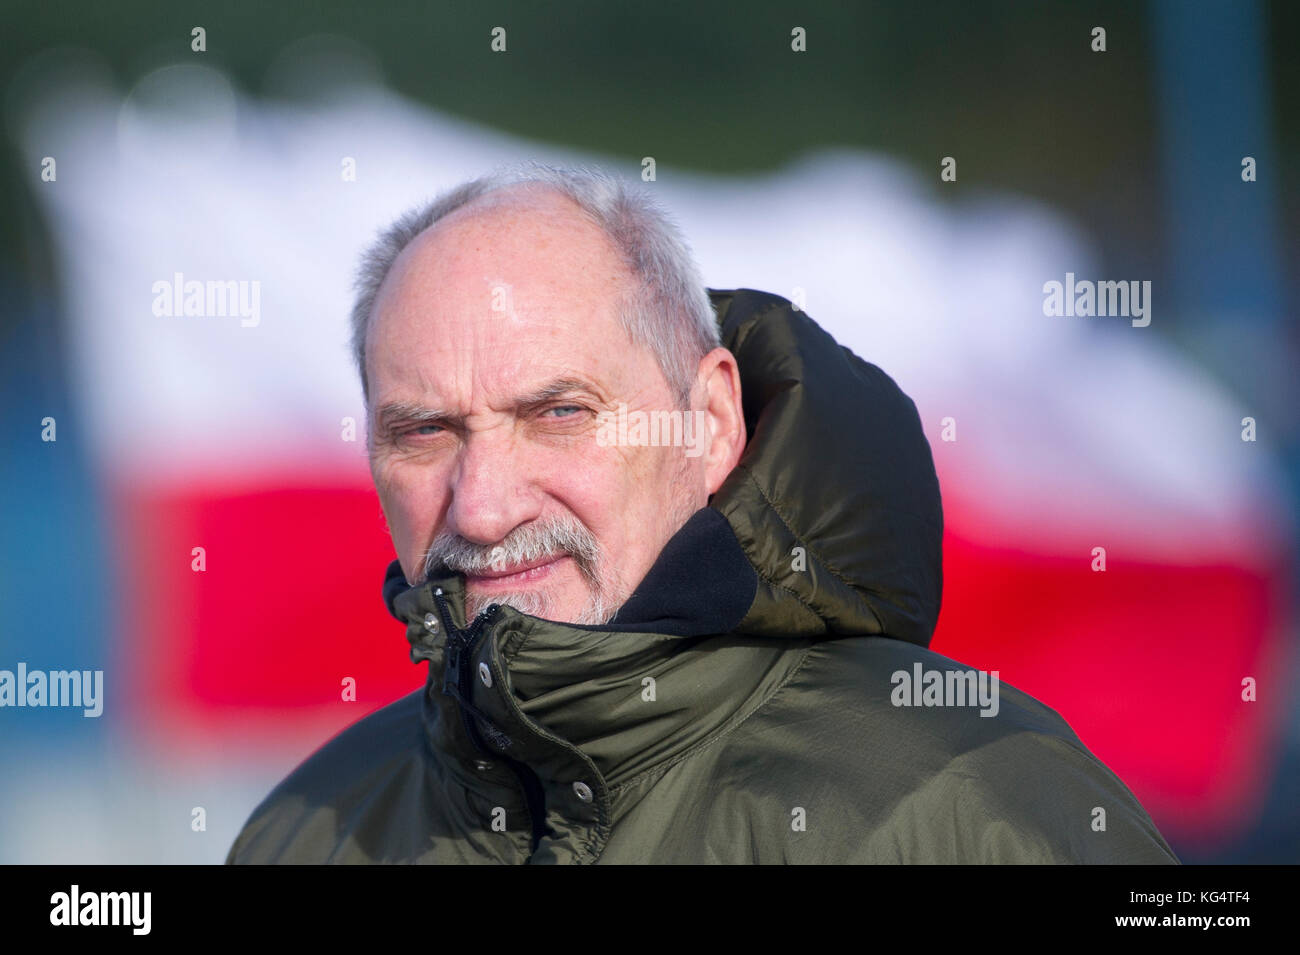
365, 188, 708, 624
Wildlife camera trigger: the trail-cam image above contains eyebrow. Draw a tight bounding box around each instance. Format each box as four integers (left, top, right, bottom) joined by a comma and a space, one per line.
373, 401, 450, 434
373, 377, 604, 433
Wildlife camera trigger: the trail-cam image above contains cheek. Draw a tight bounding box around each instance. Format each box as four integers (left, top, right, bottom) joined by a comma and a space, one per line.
373, 461, 450, 556
566, 446, 685, 541
537, 445, 611, 517
527, 443, 639, 552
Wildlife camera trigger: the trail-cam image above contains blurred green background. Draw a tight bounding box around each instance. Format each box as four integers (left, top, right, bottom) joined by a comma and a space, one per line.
5, 0, 1296, 331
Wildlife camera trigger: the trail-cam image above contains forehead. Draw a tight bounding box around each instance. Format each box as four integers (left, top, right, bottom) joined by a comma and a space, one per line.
366, 189, 651, 404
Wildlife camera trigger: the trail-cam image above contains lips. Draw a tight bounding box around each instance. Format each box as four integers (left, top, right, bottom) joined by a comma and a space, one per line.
465, 554, 569, 587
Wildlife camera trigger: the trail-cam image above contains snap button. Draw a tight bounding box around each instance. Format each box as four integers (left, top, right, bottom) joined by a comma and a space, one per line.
478, 662, 492, 687
573, 781, 593, 802
423, 612, 438, 633
474, 759, 494, 772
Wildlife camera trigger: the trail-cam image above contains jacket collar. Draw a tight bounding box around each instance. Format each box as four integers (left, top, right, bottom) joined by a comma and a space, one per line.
383, 506, 803, 788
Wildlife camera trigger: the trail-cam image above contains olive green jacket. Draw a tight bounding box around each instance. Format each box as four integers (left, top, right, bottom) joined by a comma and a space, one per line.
227, 288, 1179, 864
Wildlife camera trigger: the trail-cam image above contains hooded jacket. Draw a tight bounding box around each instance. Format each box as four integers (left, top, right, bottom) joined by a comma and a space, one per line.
227, 288, 1179, 864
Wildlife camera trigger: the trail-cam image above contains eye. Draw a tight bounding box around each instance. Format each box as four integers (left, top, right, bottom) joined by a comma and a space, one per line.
543, 405, 585, 418
397, 422, 444, 441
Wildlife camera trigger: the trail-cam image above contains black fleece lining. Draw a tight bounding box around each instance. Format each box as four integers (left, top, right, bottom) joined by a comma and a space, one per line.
382, 560, 414, 621
603, 506, 756, 636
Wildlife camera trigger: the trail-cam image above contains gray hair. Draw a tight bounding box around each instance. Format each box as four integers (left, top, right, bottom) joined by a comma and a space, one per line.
350, 160, 720, 405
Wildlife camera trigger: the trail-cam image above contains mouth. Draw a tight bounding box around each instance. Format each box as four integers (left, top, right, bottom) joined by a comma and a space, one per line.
464, 554, 572, 590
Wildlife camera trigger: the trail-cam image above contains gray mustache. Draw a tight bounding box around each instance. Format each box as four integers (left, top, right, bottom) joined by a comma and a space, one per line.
420, 514, 602, 583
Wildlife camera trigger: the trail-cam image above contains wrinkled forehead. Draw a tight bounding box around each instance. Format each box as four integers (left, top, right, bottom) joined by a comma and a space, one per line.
365, 197, 650, 408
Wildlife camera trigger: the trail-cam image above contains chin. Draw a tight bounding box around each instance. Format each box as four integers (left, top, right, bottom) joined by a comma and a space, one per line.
467, 585, 620, 626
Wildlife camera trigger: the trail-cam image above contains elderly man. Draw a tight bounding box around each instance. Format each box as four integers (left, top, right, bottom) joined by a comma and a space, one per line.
227, 162, 1178, 864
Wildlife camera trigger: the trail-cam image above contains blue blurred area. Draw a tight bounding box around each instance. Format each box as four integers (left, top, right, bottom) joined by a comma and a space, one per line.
1150, 0, 1300, 863
1152, 0, 1284, 325
0, 268, 115, 736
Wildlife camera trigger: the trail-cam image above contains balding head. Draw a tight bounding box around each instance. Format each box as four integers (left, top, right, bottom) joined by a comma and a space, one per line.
366, 184, 639, 403
350, 162, 721, 406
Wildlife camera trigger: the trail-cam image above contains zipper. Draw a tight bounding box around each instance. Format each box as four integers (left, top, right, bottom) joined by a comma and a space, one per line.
430, 588, 554, 855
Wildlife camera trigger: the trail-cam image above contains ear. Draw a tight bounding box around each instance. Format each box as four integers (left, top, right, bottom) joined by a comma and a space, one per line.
695, 347, 746, 495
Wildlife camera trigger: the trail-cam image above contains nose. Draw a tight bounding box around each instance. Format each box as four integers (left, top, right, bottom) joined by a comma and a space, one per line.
442, 426, 543, 546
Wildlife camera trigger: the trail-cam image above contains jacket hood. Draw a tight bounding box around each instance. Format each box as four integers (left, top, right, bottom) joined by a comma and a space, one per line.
705, 288, 943, 647
385, 287, 943, 649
